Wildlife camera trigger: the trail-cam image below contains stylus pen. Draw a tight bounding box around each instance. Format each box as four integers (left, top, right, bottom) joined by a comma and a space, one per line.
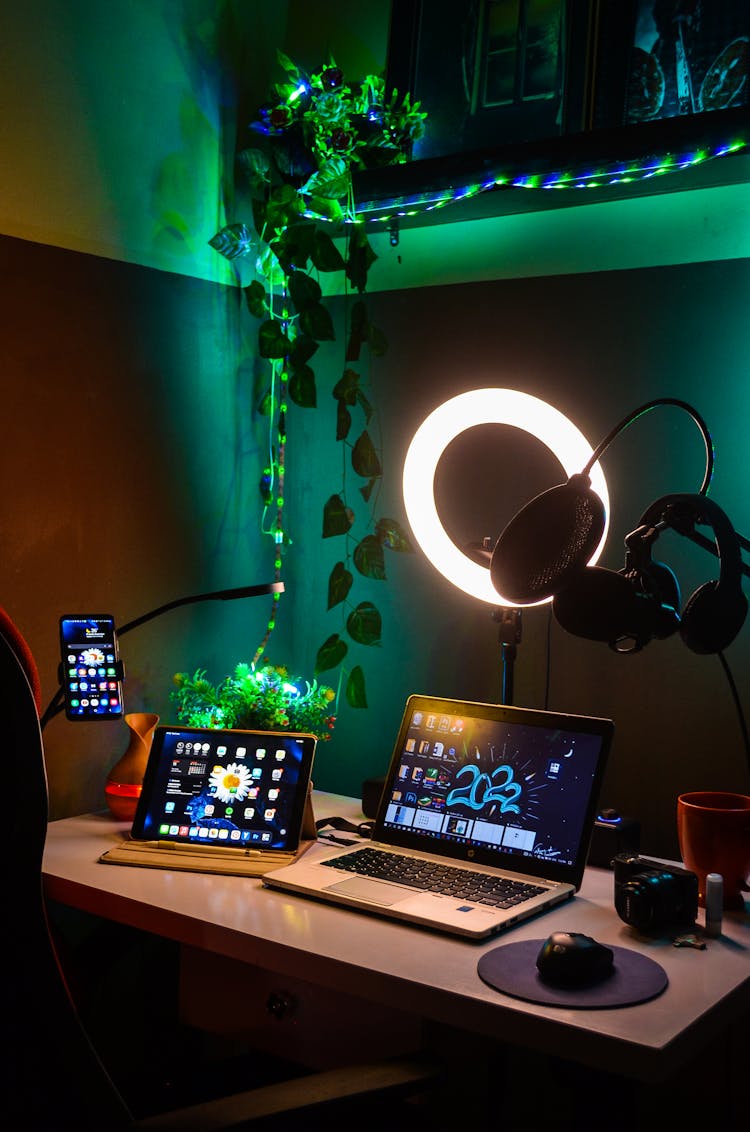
134, 839, 288, 859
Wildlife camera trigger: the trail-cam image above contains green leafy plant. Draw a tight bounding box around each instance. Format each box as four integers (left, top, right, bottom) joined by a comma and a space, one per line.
172, 663, 337, 740
209, 52, 426, 709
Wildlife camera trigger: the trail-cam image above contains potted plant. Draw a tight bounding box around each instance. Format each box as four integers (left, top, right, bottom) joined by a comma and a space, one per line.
171, 662, 337, 741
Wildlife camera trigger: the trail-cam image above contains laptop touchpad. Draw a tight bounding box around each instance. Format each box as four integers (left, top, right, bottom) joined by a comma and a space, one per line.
326, 876, 409, 906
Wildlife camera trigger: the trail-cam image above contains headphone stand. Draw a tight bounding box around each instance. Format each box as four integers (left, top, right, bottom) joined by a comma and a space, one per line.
492, 607, 522, 705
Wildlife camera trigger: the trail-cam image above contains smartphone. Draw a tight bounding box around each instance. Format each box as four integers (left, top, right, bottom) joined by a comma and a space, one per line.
59, 615, 124, 720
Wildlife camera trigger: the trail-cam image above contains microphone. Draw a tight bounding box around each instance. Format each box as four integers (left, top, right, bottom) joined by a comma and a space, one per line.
489, 473, 605, 604
552, 561, 681, 653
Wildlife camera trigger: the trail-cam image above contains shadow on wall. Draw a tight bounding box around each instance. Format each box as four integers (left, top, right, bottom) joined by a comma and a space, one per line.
308, 258, 750, 859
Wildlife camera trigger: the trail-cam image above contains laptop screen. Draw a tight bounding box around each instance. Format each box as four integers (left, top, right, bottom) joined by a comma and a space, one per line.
131, 726, 316, 852
374, 696, 613, 888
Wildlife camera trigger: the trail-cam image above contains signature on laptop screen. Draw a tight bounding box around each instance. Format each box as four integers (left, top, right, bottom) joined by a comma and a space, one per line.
381, 706, 604, 868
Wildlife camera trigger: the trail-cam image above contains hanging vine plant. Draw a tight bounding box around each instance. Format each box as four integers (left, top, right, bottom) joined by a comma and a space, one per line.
209, 51, 426, 710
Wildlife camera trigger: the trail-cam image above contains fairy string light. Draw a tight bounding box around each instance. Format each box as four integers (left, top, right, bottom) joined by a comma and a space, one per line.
211, 53, 426, 689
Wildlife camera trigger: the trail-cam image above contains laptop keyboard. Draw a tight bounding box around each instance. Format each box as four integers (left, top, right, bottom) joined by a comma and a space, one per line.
321, 847, 545, 906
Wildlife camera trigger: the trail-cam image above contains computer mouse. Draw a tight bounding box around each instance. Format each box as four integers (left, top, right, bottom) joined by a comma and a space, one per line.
536, 931, 615, 987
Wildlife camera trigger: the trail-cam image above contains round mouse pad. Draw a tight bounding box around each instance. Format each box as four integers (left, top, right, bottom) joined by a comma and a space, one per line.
477, 940, 668, 1009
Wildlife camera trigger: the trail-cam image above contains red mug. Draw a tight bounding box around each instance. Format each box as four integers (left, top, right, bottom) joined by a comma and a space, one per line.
677, 792, 750, 910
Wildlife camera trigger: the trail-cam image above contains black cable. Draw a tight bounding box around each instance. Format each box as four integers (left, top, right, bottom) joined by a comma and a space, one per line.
116, 582, 283, 637
544, 604, 552, 711
581, 397, 714, 495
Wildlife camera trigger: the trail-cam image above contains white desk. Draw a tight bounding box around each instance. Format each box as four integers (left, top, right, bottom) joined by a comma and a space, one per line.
43, 792, 749, 1092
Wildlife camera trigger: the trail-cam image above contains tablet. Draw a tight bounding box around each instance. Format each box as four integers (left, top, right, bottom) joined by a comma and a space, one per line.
130, 725, 317, 854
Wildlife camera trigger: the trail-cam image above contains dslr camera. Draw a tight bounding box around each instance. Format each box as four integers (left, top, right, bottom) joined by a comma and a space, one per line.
613, 852, 698, 930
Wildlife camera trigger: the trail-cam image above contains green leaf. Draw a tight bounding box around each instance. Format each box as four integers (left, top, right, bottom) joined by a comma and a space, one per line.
307, 196, 344, 224
356, 388, 373, 422
311, 229, 345, 272
376, 517, 414, 552
368, 321, 388, 357
332, 367, 360, 405
360, 479, 375, 503
351, 430, 382, 478
300, 302, 335, 341
288, 270, 321, 311
256, 242, 286, 286
301, 156, 350, 200
315, 633, 348, 675
336, 400, 352, 441
257, 387, 273, 416
288, 365, 317, 407
290, 334, 319, 366
208, 223, 254, 261
323, 494, 354, 537
258, 319, 292, 359
346, 226, 377, 293
276, 49, 300, 77
346, 602, 382, 646
353, 534, 386, 579
244, 280, 266, 318
345, 665, 368, 708
269, 222, 316, 276
265, 183, 303, 233
237, 147, 271, 193
346, 300, 368, 361
327, 561, 353, 609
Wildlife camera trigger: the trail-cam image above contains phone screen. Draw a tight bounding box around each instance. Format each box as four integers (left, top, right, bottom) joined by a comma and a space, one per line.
59, 615, 124, 720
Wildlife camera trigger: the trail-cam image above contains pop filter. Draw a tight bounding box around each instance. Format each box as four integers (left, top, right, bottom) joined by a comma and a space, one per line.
490, 473, 605, 604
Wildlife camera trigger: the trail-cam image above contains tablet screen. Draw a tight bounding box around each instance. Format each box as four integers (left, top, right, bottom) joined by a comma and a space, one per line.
131, 726, 316, 852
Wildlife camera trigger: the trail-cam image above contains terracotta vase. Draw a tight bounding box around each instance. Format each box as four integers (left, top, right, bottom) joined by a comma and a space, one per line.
105, 712, 159, 822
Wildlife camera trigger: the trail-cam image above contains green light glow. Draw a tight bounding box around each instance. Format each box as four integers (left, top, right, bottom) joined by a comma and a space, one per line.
341, 137, 749, 228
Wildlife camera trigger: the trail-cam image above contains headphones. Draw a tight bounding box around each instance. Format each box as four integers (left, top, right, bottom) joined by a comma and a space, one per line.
552, 494, 748, 655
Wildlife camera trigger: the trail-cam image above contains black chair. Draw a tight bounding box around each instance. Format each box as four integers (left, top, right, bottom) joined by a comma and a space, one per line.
3, 626, 440, 1130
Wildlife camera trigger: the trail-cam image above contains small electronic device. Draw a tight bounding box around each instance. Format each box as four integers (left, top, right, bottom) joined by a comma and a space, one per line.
587, 808, 641, 868
59, 614, 124, 720
613, 852, 698, 930
536, 931, 614, 987
100, 727, 317, 875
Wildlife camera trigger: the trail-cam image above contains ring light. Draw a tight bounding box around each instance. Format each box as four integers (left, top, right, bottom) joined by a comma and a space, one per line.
402, 388, 610, 606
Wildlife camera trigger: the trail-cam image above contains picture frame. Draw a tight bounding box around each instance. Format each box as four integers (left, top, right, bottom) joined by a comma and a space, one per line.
352, 1, 749, 219
387, 0, 598, 162
592, 1, 750, 130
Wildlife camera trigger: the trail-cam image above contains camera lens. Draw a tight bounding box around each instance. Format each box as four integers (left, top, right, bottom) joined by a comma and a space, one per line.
616, 869, 680, 929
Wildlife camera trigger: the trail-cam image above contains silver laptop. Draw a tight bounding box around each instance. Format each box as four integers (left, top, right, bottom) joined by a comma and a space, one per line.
263, 695, 613, 939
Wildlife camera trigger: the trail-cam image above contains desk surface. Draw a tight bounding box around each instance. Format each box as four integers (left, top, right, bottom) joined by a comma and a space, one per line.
43, 792, 750, 1084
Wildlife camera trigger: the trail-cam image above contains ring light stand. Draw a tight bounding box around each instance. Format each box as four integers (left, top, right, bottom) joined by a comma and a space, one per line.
402, 389, 609, 704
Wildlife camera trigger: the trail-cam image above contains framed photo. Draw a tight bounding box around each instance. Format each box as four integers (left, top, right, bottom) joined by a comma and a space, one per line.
354, 1, 749, 218
387, 0, 597, 162
592, 2, 750, 129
